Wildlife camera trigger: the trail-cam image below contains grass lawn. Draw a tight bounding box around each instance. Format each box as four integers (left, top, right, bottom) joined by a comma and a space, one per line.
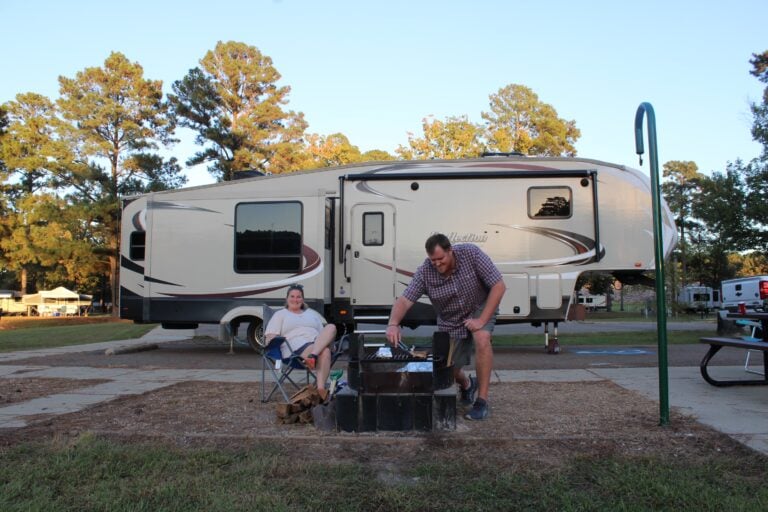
0, 319, 157, 352
0, 435, 765, 511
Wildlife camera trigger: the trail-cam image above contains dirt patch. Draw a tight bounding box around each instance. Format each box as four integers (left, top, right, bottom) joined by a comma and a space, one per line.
0, 380, 749, 468
0, 378, 108, 405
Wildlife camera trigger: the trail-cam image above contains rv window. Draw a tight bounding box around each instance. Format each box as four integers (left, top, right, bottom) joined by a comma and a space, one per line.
528, 187, 572, 219
235, 202, 303, 273
363, 212, 384, 246
129, 232, 146, 260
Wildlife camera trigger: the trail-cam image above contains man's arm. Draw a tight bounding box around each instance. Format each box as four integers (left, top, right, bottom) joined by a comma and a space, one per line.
386, 296, 415, 345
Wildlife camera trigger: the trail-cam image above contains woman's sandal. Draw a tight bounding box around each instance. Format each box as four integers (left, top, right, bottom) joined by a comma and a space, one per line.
303, 354, 318, 370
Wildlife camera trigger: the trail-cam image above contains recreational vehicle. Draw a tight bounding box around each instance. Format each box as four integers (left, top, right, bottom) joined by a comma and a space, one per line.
576, 293, 608, 311
720, 276, 768, 312
119, 156, 678, 348
677, 284, 719, 313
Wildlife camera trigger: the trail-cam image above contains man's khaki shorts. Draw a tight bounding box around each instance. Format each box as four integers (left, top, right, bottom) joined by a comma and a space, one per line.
450, 304, 498, 368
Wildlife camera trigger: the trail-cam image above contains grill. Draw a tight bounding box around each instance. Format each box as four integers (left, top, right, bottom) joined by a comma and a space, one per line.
336, 333, 457, 432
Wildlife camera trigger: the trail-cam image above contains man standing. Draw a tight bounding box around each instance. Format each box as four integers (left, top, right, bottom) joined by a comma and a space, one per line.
386, 233, 506, 420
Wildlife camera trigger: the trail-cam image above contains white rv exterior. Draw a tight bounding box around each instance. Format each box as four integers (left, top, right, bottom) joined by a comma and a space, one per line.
576, 293, 607, 311
720, 276, 768, 312
677, 284, 719, 313
119, 156, 677, 348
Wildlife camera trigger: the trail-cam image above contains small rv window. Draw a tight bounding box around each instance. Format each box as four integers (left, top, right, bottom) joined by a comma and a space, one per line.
363, 212, 384, 246
129, 232, 146, 260
528, 187, 572, 219
235, 202, 303, 273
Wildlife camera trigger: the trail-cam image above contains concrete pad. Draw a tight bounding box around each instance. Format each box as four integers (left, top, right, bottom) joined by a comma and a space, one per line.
72, 380, 172, 396
0, 365, 49, 377
203, 370, 260, 383
0, 418, 28, 429
0, 392, 121, 416
494, 369, 604, 383
12, 366, 138, 380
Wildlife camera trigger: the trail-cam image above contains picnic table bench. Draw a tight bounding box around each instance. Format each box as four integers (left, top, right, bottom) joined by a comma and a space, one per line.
699, 336, 768, 387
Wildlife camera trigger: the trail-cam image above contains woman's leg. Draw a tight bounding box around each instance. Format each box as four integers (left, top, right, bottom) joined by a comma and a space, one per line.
300, 345, 331, 391
309, 324, 337, 355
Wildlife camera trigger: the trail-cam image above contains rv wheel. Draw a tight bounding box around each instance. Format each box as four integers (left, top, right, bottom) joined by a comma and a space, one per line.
246, 320, 266, 353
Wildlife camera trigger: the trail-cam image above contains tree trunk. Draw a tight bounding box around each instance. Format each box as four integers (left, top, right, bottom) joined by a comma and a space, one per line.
109, 254, 119, 318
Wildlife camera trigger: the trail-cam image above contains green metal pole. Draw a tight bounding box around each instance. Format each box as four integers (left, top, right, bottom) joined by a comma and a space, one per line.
634, 102, 670, 426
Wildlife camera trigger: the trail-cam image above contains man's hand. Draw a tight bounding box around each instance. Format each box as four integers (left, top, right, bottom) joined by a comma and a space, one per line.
386, 325, 401, 346
463, 317, 485, 333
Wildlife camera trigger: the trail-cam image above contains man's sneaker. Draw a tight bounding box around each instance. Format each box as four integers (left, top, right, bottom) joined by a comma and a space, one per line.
459, 375, 477, 405
465, 398, 489, 421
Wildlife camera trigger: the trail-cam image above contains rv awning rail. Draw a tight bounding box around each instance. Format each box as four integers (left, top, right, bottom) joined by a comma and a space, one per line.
342, 170, 596, 181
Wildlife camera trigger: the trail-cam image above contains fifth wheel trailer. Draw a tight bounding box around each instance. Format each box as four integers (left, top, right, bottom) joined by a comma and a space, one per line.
119, 156, 678, 348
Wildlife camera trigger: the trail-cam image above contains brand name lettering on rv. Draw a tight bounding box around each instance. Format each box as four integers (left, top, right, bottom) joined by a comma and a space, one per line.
434, 232, 489, 244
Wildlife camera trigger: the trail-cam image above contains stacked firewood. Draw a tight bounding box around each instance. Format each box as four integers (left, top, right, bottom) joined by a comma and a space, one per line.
275, 384, 328, 425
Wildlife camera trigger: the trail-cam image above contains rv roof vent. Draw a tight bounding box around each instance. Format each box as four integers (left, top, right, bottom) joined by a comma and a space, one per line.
481, 151, 525, 158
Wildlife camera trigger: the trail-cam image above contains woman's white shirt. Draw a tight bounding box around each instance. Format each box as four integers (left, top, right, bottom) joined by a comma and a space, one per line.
265, 308, 325, 358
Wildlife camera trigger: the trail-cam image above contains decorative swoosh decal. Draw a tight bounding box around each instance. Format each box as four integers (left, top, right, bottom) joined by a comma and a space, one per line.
490, 225, 606, 267
156, 244, 322, 298
355, 181, 410, 201
364, 259, 414, 278
150, 201, 221, 214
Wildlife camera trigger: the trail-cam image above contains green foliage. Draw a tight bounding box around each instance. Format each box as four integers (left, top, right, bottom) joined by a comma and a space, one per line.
169, 41, 307, 180
749, 50, 768, 152
396, 115, 484, 160
481, 84, 580, 156
302, 132, 362, 168
54, 51, 182, 308
360, 149, 395, 162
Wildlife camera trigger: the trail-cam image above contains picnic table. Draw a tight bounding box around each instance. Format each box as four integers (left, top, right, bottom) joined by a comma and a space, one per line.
699, 312, 768, 386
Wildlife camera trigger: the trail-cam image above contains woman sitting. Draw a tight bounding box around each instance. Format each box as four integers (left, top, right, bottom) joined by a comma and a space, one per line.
264, 284, 337, 398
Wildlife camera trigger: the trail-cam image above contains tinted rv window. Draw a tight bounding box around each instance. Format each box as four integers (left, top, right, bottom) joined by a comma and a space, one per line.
363, 212, 384, 246
528, 187, 572, 219
129, 232, 146, 260
235, 202, 302, 273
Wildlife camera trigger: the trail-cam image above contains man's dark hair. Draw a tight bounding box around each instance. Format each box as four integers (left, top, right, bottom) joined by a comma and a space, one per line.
425, 233, 452, 254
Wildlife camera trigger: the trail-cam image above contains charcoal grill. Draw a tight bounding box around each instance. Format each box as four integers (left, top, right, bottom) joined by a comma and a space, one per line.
336, 332, 457, 432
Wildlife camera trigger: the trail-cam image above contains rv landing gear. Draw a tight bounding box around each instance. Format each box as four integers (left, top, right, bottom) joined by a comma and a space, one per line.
544, 322, 560, 354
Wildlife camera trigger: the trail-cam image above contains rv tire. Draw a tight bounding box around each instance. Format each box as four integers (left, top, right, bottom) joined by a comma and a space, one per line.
246, 319, 265, 353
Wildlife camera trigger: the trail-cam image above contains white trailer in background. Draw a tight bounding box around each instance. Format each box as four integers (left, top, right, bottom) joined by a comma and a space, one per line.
119, 156, 677, 349
677, 284, 719, 313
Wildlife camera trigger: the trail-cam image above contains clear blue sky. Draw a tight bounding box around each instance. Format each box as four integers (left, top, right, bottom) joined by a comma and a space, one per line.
2, 0, 766, 187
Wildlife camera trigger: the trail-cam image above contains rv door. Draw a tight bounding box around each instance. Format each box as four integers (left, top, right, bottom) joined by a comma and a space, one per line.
349, 204, 396, 305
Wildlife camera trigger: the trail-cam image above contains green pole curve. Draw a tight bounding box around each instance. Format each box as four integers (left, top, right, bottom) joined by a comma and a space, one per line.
634, 102, 670, 426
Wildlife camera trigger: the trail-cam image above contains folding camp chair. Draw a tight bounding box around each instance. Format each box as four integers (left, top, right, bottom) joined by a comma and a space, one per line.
260, 334, 317, 403
259, 305, 349, 402
738, 319, 765, 376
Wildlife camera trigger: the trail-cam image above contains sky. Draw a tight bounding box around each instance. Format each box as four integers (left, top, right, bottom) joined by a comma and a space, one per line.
1, 0, 766, 187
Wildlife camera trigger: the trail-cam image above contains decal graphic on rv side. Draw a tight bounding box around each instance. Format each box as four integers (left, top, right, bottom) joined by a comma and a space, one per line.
157, 245, 323, 298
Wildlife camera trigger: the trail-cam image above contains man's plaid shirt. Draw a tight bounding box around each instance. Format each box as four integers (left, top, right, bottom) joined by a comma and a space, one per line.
402, 244, 503, 339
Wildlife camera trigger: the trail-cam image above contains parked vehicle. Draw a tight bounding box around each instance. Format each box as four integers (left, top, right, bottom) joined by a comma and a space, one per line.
720, 276, 768, 312
119, 156, 678, 349
677, 284, 719, 313
576, 293, 607, 311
